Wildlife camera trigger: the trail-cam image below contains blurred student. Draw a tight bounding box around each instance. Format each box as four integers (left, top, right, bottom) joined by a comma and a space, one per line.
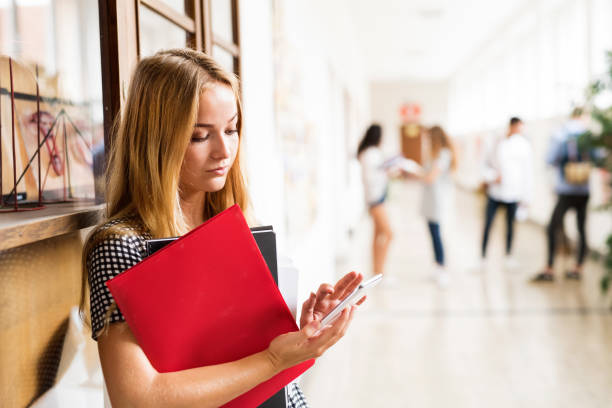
481, 117, 533, 267
533, 108, 597, 282
417, 126, 457, 286
358, 124, 393, 276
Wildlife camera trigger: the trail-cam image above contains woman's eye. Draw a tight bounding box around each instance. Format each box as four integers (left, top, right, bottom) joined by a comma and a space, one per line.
225, 129, 238, 136
191, 133, 210, 143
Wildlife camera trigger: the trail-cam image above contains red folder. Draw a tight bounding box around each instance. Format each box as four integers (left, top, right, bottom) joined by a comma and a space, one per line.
106, 205, 314, 407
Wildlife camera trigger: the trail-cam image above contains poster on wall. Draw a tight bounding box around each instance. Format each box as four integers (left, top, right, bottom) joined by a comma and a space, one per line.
0, 57, 96, 205
272, 0, 318, 244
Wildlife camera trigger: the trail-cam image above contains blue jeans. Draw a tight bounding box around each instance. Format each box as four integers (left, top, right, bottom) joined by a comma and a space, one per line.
427, 221, 444, 266
481, 196, 518, 257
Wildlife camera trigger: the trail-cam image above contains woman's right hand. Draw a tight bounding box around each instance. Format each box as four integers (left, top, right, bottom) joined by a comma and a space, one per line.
265, 305, 356, 372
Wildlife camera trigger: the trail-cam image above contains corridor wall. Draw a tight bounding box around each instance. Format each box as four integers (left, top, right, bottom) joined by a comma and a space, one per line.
239, 0, 371, 308
370, 80, 450, 156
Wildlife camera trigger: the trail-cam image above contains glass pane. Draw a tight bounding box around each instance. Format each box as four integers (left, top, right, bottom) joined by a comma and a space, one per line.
139, 5, 187, 57
0, 0, 103, 204
211, 0, 234, 43
213, 45, 235, 74
158, 0, 185, 14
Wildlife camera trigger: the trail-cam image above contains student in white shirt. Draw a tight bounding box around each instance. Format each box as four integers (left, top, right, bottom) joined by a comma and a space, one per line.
358, 124, 393, 276
481, 117, 533, 265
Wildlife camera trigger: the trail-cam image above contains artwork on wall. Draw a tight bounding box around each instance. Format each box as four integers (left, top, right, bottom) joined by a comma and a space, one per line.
0, 56, 96, 209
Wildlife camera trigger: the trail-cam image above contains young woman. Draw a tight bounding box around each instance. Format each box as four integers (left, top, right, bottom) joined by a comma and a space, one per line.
80, 49, 364, 408
417, 126, 456, 286
357, 124, 394, 277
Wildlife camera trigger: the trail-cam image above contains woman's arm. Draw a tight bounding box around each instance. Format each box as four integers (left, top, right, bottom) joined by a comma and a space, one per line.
99, 323, 275, 408
99, 295, 355, 408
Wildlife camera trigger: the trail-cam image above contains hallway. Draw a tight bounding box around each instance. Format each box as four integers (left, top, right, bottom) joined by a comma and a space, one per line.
301, 182, 612, 407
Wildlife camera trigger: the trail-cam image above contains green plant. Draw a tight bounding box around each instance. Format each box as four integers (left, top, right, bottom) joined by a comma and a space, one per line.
581, 51, 612, 298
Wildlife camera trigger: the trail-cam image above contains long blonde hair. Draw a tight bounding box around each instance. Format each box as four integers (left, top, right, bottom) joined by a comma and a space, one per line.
429, 125, 457, 171
80, 49, 249, 326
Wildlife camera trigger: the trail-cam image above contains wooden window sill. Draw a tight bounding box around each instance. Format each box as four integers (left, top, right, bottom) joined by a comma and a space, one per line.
0, 202, 105, 251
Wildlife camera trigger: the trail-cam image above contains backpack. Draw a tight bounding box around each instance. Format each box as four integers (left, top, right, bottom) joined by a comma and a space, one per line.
561, 134, 591, 185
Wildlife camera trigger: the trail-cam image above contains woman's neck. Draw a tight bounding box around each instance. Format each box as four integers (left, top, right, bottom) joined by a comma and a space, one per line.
179, 189, 206, 230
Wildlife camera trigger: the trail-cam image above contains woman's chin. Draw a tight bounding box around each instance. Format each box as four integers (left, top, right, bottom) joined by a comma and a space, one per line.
204, 178, 228, 192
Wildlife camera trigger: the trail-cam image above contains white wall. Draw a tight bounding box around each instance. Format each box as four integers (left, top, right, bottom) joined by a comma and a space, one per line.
370, 80, 450, 155
239, 0, 285, 233
448, 0, 612, 136
239, 0, 371, 305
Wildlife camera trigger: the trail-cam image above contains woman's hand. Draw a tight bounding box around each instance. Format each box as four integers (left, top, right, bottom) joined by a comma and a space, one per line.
299, 271, 365, 328
399, 170, 420, 181
264, 272, 367, 372
266, 305, 356, 372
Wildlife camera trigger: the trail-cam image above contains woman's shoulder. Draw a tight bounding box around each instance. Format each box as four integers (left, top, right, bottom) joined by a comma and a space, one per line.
86, 215, 153, 339
94, 214, 150, 236
359, 146, 382, 162
86, 215, 152, 264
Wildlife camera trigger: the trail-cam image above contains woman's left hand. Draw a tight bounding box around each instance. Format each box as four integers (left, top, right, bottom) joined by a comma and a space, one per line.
299, 271, 366, 329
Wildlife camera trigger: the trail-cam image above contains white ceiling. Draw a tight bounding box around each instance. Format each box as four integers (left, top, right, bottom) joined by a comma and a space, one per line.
348, 0, 530, 81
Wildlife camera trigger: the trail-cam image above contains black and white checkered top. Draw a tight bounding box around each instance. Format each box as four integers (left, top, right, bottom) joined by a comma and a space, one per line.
86, 216, 309, 408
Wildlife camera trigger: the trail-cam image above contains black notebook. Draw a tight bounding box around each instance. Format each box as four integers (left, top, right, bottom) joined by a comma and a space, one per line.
145, 226, 287, 408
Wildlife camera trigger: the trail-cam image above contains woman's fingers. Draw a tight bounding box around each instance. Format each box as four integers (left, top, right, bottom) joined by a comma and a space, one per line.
312, 284, 334, 317
299, 292, 317, 328
316, 283, 334, 300
332, 272, 363, 301
308, 307, 353, 355
330, 272, 357, 300
301, 319, 322, 339
335, 306, 356, 338
355, 295, 367, 306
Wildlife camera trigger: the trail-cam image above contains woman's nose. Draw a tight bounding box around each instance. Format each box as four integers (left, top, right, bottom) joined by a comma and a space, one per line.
211, 133, 231, 159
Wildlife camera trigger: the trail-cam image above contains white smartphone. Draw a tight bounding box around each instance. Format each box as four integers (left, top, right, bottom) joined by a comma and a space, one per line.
319, 274, 383, 327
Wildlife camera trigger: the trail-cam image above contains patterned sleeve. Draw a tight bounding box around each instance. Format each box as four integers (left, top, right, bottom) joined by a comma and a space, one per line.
287, 382, 309, 408
87, 234, 144, 340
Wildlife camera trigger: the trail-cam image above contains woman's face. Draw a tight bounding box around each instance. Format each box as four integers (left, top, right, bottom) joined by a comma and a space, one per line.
179, 83, 239, 194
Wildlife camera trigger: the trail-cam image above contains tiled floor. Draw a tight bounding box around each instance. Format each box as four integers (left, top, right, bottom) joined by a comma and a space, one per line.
300, 182, 612, 407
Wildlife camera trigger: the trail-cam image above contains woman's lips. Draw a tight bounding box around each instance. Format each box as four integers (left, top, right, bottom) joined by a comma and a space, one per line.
207, 166, 228, 176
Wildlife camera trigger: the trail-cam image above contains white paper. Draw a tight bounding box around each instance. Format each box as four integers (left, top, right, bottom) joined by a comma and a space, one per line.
381, 155, 422, 174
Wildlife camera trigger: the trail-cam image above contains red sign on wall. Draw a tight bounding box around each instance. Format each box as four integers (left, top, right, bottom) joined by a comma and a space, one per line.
399, 103, 421, 123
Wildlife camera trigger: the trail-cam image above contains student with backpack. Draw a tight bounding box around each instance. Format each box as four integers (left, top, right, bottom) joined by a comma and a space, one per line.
532, 108, 596, 282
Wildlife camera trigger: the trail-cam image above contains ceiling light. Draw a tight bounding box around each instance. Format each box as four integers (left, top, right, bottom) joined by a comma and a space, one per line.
417, 9, 445, 19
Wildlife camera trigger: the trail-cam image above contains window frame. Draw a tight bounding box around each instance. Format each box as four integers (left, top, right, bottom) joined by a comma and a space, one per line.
99, 0, 241, 156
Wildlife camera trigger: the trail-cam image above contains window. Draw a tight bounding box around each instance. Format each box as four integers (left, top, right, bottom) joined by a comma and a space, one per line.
100, 1, 241, 138
138, 0, 201, 57
0, 0, 242, 213
207, 0, 241, 75
135, 0, 241, 72
139, 4, 192, 58
0, 0, 103, 204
